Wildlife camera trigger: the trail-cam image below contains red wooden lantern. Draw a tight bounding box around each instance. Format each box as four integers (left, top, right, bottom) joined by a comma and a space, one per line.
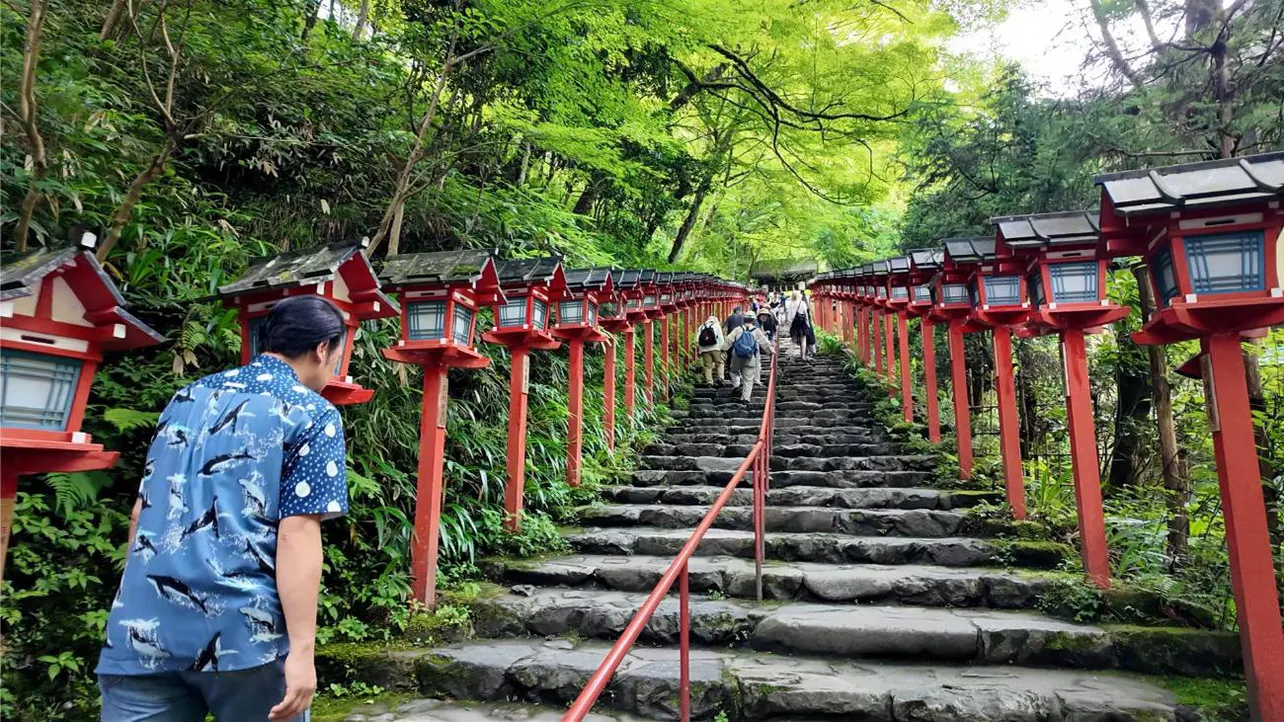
884, 257, 914, 420
935, 237, 997, 486
0, 233, 164, 579
378, 249, 503, 608
994, 210, 1125, 589
948, 236, 1029, 518
483, 257, 569, 532
601, 269, 645, 436
868, 260, 896, 393
218, 240, 397, 406
907, 249, 944, 442
656, 272, 679, 400
856, 266, 874, 366
1096, 152, 1284, 720
635, 270, 660, 404
552, 268, 613, 489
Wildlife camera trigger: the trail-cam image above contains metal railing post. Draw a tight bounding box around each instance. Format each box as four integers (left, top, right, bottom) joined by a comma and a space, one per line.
679, 561, 691, 722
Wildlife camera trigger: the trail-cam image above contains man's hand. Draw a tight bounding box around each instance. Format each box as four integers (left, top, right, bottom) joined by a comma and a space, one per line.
269, 649, 316, 720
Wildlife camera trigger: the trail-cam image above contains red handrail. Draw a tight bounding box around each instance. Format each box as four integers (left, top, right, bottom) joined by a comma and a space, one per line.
563, 339, 779, 721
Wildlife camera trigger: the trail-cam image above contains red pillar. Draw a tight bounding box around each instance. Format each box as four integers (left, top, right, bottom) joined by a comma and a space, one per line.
1204, 333, 1284, 721
860, 308, 870, 365
948, 322, 974, 479
898, 312, 912, 423
566, 339, 585, 488
873, 311, 884, 376
410, 365, 449, 607
661, 315, 671, 401
644, 319, 655, 403
1061, 329, 1110, 588
0, 467, 18, 585
504, 347, 530, 531
921, 318, 941, 443
604, 339, 617, 450
991, 327, 1027, 520
884, 310, 896, 396
624, 327, 636, 422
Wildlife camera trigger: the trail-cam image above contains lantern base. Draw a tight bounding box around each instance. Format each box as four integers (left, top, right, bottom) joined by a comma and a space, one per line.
383, 344, 491, 370
482, 328, 561, 351
1, 438, 119, 476
970, 307, 1031, 330
1021, 304, 1131, 337
321, 378, 376, 406
928, 305, 980, 326
1133, 297, 1284, 345
905, 302, 933, 318
600, 319, 632, 333
552, 327, 610, 344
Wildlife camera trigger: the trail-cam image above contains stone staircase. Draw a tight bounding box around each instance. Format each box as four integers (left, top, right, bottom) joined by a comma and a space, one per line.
330, 349, 1194, 721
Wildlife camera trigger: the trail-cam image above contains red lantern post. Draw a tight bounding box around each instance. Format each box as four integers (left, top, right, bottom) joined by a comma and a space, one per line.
598, 271, 639, 450
884, 256, 915, 423
552, 269, 614, 489
907, 250, 943, 442
994, 210, 1127, 588
379, 249, 503, 607
1097, 153, 1284, 720
483, 257, 569, 532
219, 240, 398, 406
935, 238, 993, 482
0, 234, 165, 580
950, 236, 1032, 520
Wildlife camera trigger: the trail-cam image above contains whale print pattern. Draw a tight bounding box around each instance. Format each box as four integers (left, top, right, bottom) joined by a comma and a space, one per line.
97, 355, 347, 676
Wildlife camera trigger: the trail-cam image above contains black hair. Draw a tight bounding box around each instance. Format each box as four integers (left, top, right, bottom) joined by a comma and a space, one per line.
733, 306, 742, 313
258, 296, 345, 358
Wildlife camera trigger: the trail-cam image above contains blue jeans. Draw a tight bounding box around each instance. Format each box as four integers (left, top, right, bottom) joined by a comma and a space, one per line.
99, 657, 308, 722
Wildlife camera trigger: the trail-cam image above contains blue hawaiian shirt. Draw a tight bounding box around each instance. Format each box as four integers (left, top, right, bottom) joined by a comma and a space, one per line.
97, 355, 348, 675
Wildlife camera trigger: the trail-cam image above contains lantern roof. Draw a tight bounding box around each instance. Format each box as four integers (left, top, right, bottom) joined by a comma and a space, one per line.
0, 236, 165, 350
655, 271, 675, 286
908, 249, 943, 271
992, 210, 1101, 249
942, 236, 996, 264
564, 267, 614, 296
637, 269, 658, 286
217, 240, 397, 319
1095, 151, 1284, 216
378, 248, 501, 293
888, 256, 911, 274
494, 255, 563, 285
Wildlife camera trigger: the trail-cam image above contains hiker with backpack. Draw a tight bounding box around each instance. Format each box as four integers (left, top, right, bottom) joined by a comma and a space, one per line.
695, 315, 726, 387
722, 315, 774, 403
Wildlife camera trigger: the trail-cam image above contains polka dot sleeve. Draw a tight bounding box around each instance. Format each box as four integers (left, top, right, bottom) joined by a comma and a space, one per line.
279, 406, 349, 521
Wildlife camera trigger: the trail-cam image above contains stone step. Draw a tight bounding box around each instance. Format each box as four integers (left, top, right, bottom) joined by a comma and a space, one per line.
638, 454, 935, 473
473, 589, 1133, 670
326, 639, 1178, 721
661, 430, 881, 445
320, 698, 648, 722
566, 527, 1015, 567
628, 468, 936, 489
673, 416, 883, 430
486, 554, 1051, 608
643, 442, 902, 458
577, 504, 969, 538
602, 484, 996, 510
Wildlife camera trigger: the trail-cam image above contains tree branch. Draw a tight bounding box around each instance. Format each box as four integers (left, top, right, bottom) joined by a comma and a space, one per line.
1088, 0, 1145, 88
14, 0, 48, 252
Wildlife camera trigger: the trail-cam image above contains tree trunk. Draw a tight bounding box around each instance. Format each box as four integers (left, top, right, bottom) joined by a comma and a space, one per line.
14, 0, 49, 253
100, 0, 127, 40
1132, 265, 1190, 568
1243, 342, 1282, 566
97, 141, 175, 261
1108, 335, 1152, 488
572, 177, 599, 215
302, 0, 322, 40
352, 0, 370, 40
667, 178, 710, 263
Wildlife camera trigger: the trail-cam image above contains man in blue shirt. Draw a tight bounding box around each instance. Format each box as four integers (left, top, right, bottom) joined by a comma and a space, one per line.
98, 296, 349, 721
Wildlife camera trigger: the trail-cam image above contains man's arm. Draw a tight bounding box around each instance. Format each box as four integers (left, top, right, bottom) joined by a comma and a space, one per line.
270, 514, 323, 721
127, 498, 143, 545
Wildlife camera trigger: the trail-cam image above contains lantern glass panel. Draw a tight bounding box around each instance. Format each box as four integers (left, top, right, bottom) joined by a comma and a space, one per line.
1049, 262, 1098, 303
452, 304, 474, 345
876, 286, 887, 299
498, 297, 527, 327
628, 297, 642, 310
1184, 230, 1266, 295
1152, 248, 1180, 308
643, 294, 657, 307
532, 298, 549, 329
982, 275, 1022, 306
1027, 271, 1046, 307
892, 286, 909, 300
407, 300, 448, 340
913, 285, 932, 302
588, 302, 598, 325
558, 300, 584, 325
967, 280, 980, 307
0, 348, 82, 430
247, 315, 267, 356
943, 283, 968, 304
600, 301, 619, 318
